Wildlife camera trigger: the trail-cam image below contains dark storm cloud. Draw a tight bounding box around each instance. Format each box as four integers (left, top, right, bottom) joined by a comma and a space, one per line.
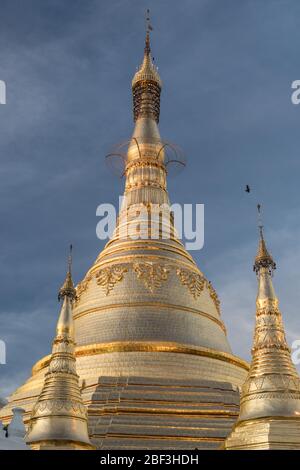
1, 0, 300, 395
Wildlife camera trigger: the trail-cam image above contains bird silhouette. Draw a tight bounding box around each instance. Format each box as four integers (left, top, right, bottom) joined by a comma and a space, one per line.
245, 185, 250, 193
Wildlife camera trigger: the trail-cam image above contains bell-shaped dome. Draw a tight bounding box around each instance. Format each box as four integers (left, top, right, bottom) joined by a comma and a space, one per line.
69, 30, 247, 385
0, 26, 248, 448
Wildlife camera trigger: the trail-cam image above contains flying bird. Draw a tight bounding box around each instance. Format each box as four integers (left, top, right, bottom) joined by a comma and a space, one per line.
245, 185, 251, 193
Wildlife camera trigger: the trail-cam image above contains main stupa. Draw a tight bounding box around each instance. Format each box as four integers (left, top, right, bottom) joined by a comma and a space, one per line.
0, 24, 249, 449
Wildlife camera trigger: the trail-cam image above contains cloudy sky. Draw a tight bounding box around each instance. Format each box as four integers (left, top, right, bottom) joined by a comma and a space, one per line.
1, 0, 300, 397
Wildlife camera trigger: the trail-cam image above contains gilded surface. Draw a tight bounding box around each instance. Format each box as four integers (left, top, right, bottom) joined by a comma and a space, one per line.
26, 272, 93, 450
75, 273, 92, 305
133, 262, 170, 292
87, 376, 240, 450
207, 281, 221, 315
2, 28, 250, 450
225, 230, 300, 450
176, 268, 205, 299
95, 265, 128, 295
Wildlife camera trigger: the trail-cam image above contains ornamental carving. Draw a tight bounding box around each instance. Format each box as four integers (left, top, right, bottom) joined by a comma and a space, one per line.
32, 399, 87, 417
48, 357, 76, 375
253, 310, 290, 352
75, 273, 92, 305
242, 370, 300, 397
242, 391, 300, 401
125, 158, 165, 172
206, 281, 221, 315
52, 338, 74, 354
176, 268, 205, 299
133, 262, 170, 292
256, 306, 280, 317
242, 374, 300, 395
96, 264, 128, 295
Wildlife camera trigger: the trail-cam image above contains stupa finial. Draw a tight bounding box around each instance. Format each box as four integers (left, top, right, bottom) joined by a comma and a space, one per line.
58, 244, 77, 302
144, 9, 152, 54
26, 253, 94, 450
253, 204, 276, 274
132, 10, 161, 122
224, 215, 300, 450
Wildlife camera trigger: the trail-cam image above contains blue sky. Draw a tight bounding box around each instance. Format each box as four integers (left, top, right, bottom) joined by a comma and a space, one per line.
1, 0, 300, 396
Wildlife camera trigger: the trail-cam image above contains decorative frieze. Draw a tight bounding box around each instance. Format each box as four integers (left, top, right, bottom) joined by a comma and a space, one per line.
176, 268, 205, 299
75, 263, 222, 317
96, 264, 128, 295
49, 357, 76, 374
133, 262, 170, 292
31, 399, 87, 417
206, 281, 221, 315
253, 308, 290, 352
242, 373, 300, 396
75, 273, 92, 305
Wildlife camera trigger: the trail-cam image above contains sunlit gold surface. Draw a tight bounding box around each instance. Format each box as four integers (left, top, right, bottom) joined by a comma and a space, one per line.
1, 29, 250, 449
224, 230, 300, 450
29, 342, 248, 375
86, 376, 241, 450
25, 271, 94, 450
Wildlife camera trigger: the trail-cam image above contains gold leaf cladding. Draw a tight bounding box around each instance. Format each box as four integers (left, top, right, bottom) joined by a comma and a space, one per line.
176, 268, 205, 299
96, 264, 128, 295
206, 281, 221, 315
242, 374, 300, 396
32, 399, 87, 417
49, 357, 76, 374
133, 262, 170, 292
252, 308, 290, 352
75, 273, 92, 305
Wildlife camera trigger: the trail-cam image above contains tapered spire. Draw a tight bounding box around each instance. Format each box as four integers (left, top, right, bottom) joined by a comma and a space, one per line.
132, 9, 162, 123
58, 244, 76, 302
254, 225, 276, 274
224, 214, 300, 449
122, 10, 168, 212
26, 248, 94, 450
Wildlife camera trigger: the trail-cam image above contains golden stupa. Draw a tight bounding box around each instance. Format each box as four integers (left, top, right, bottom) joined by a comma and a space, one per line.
224, 226, 300, 450
0, 25, 251, 449
25, 250, 94, 450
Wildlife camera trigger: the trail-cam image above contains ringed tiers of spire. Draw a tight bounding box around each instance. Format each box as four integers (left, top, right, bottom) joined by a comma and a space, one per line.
58, 245, 77, 302
132, 31, 162, 88
253, 226, 276, 274
25, 260, 94, 450
132, 30, 162, 122
225, 227, 300, 450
